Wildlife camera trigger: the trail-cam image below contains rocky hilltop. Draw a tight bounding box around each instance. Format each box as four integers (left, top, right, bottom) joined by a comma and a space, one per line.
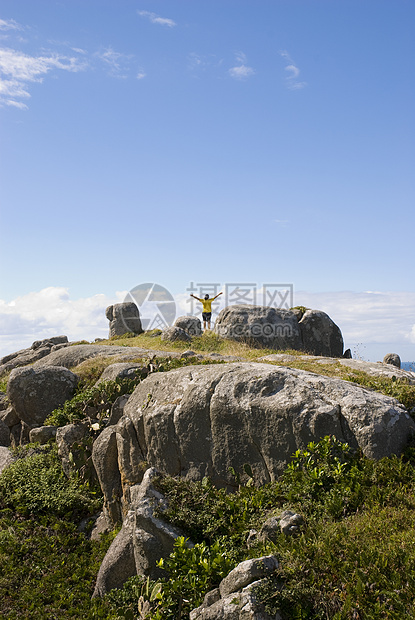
1, 304, 415, 619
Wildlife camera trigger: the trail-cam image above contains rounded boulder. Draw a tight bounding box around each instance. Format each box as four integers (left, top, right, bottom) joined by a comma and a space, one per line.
7, 366, 79, 427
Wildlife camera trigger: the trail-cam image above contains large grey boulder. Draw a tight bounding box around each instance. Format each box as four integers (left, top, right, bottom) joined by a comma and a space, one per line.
7, 366, 79, 427
214, 305, 302, 350
93, 468, 188, 597
93, 362, 415, 516
106, 302, 143, 338
214, 305, 344, 357
383, 353, 401, 369
190, 556, 281, 620
174, 316, 202, 337
298, 310, 343, 357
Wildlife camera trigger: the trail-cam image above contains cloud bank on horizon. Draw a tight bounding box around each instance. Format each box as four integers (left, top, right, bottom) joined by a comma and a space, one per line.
0, 287, 414, 362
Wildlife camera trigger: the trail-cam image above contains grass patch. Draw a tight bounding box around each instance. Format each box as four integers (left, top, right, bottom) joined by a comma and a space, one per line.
0, 372, 10, 393
98, 330, 308, 362
345, 370, 415, 413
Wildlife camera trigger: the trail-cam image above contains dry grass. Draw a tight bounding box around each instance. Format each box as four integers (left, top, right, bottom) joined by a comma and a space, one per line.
97, 330, 309, 362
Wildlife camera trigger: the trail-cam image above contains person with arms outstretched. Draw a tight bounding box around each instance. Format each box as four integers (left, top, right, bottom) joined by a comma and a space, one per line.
190, 291, 223, 331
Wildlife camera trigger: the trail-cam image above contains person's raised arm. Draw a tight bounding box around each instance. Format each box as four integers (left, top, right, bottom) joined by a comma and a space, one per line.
213, 292, 223, 300
190, 293, 202, 302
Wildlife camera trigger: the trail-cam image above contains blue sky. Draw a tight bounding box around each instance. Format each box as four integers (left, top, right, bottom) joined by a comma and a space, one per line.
0, 1, 414, 361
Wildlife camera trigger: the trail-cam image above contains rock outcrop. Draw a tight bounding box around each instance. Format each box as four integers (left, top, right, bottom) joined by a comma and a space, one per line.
161, 326, 192, 343
383, 353, 401, 369
214, 305, 343, 357
105, 302, 143, 338
214, 305, 302, 351
190, 556, 281, 620
92, 362, 415, 520
93, 468, 188, 597
174, 316, 202, 337
7, 366, 79, 427
33, 344, 181, 370
298, 309, 343, 357
0, 335, 69, 375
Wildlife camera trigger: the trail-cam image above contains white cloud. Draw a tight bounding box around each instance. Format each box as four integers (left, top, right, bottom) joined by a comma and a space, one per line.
3, 97, 27, 109
285, 64, 299, 79
94, 47, 133, 78
137, 69, 146, 80
0, 46, 86, 108
0, 20, 139, 108
138, 10, 176, 28
229, 51, 255, 80
0, 18, 23, 31
280, 50, 306, 90
0, 287, 126, 358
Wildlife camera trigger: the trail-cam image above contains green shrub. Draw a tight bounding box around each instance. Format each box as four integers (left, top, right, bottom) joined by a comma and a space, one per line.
45, 375, 144, 426
0, 445, 101, 518
106, 536, 235, 619
0, 510, 116, 619
154, 474, 277, 547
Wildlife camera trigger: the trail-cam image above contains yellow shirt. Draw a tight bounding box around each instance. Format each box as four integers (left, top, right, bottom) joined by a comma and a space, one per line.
200, 298, 213, 312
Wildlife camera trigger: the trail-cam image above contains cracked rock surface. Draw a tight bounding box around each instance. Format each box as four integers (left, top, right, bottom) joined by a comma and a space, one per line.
93, 362, 415, 517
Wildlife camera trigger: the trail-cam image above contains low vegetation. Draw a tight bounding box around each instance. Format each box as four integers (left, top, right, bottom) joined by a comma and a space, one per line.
107, 436, 415, 619
0, 444, 114, 618
3, 433, 415, 617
